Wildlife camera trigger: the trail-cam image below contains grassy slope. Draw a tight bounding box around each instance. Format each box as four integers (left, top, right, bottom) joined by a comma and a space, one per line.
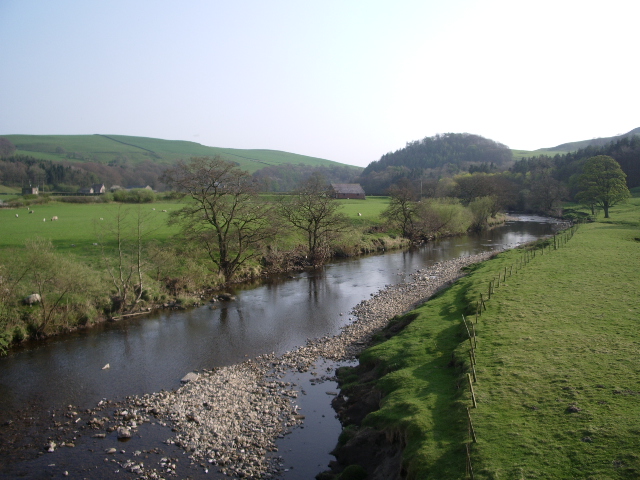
356, 198, 640, 479
2, 134, 360, 174
511, 128, 640, 160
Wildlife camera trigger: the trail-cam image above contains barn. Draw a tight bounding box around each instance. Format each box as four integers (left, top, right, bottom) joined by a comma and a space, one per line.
330, 183, 366, 200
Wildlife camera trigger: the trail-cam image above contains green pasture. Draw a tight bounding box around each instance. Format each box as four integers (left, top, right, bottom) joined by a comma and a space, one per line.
0, 202, 181, 256
0, 195, 390, 260
3, 134, 360, 173
350, 199, 640, 478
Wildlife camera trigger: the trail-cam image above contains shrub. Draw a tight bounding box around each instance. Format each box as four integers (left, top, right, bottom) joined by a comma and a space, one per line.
113, 189, 156, 203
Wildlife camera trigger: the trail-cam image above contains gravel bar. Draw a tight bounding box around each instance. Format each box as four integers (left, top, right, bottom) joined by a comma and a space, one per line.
123, 250, 499, 479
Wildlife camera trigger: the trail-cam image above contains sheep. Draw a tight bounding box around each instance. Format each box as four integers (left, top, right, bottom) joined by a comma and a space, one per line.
51, 216, 58, 221
152, 208, 155, 211
29, 210, 34, 214
15, 214, 18, 218
162, 209, 167, 212
358, 213, 362, 216
100, 218, 104, 221
43, 218, 46, 222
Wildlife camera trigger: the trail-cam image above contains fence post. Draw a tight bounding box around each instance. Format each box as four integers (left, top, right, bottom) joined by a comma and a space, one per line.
467, 407, 477, 443
468, 373, 477, 408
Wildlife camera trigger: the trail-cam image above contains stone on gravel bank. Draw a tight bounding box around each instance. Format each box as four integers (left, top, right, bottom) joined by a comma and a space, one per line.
117, 251, 499, 478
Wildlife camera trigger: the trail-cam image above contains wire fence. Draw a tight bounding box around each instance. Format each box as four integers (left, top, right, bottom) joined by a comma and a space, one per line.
462, 224, 578, 479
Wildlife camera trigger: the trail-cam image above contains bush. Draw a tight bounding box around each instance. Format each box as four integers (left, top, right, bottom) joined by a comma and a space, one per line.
59, 195, 109, 203
113, 189, 156, 203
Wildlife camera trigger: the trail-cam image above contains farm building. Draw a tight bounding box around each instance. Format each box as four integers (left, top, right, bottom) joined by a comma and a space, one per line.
91, 183, 106, 194
78, 183, 106, 194
330, 183, 366, 199
22, 186, 39, 195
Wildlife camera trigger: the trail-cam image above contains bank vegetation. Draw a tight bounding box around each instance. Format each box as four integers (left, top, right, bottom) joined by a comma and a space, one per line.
0, 157, 511, 354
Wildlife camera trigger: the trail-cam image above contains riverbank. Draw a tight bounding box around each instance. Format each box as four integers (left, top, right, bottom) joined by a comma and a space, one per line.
321, 205, 639, 479
105, 250, 500, 478
0, 217, 559, 479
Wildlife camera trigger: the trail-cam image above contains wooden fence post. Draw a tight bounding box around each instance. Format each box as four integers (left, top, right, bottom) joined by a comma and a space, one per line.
468, 373, 477, 408
467, 407, 477, 443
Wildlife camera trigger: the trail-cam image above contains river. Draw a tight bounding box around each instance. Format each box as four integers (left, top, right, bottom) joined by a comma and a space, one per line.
0, 216, 559, 478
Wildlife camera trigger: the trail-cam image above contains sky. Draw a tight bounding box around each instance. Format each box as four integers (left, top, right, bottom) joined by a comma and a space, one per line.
1, 0, 639, 168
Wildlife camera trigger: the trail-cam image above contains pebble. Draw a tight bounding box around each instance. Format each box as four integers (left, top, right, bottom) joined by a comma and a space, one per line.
114, 251, 499, 478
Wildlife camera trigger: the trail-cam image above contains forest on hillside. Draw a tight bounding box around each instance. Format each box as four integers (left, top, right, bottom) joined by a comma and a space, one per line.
356, 131, 638, 217
358, 133, 512, 195
513, 134, 640, 193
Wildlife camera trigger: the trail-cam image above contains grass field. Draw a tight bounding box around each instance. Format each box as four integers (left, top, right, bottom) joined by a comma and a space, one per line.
0, 196, 390, 259
2, 134, 360, 173
349, 196, 640, 479
0, 202, 181, 254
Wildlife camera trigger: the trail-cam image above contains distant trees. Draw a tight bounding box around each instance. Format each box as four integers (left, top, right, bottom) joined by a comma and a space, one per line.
382, 179, 473, 241
162, 156, 278, 283
359, 133, 513, 194
278, 173, 349, 265
576, 156, 630, 218
253, 164, 360, 192
0, 137, 16, 158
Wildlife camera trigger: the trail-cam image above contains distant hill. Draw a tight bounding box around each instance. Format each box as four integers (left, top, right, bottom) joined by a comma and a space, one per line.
1, 134, 356, 174
511, 127, 640, 160
359, 132, 512, 195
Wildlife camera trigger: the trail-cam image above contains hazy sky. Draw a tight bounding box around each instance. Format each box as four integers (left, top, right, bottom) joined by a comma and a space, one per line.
1, 1, 638, 167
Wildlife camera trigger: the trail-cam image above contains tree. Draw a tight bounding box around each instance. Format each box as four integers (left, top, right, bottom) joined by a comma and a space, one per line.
381, 179, 420, 239
161, 156, 278, 283
577, 156, 630, 218
0, 137, 16, 157
278, 172, 349, 265
527, 168, 567, 215
98, 206, 154, 313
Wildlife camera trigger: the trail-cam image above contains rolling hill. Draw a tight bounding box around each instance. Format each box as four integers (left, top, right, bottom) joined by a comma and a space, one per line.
1, 134, 357, 174
511, 127, 640, 160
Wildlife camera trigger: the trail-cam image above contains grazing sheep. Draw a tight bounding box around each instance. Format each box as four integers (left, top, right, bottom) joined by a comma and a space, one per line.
100, 218, 104, 220
162, 209, 167, 212
43, 218, 46, 222
15, 214, 18, 218
152, 208, 155, 211
51, 216, 58, 221
29, 210, 33, 214
358, 213, 362, 216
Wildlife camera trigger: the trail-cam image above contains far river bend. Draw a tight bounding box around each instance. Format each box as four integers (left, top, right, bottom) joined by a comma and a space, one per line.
0, 215, 560, 478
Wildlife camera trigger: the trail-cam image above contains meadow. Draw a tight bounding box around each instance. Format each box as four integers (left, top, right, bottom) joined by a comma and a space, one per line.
3, 134, 358, 173
0, 196, 388, 255
343, 196, 640, 479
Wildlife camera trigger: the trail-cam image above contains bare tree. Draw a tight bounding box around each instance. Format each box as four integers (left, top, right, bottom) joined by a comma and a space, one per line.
98, 206, 154, 313
162, 156, 278, 283
278, 172, 349, 265
381, 179, 420, 239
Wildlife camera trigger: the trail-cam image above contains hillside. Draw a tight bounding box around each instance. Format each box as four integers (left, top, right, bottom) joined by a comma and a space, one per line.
358, 132, 512, 195
512, 127, 640, 160
1, 134, 356, 174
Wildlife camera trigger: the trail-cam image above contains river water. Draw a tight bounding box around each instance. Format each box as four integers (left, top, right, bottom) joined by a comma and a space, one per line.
0, 216, 558, 478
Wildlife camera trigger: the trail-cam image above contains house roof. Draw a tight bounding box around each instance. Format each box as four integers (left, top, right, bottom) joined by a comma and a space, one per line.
331, 183, 365, 195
